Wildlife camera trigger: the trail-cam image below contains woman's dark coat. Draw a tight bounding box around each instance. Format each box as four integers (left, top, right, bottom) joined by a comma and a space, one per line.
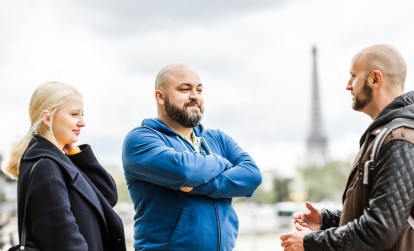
17, 135, 126, 251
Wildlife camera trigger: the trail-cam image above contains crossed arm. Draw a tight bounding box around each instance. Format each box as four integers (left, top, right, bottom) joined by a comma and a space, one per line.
122, 128, 233, 190
123, 128, 261, 198
189, 131, 262, 198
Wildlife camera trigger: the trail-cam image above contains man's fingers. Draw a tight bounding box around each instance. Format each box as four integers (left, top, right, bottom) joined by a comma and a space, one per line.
293, 212, 305, 220
295, 222, 304, 231
295, 218, 304, 224
305, 201, 318, 213
280, 234, 290, 248
295, 222, 308, 231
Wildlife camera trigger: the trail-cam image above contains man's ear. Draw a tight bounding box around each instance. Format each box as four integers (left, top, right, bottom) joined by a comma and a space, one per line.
370, 70, 383, 89
40, 110, 50, 126
155, 90, 165, 105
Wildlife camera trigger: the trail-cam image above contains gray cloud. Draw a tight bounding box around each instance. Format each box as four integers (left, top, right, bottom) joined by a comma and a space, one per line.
2, 0, 413, 172
73, 0, 288, 36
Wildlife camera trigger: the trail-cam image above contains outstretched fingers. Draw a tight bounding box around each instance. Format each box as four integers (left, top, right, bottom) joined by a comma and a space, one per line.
305, 201, 318, 214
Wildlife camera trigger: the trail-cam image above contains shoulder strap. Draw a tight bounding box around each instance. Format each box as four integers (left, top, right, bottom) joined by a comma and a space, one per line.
363, 118, 414, 185
409, 216, 414, 229
20, 158, 44, 247
363, 118, 414, 229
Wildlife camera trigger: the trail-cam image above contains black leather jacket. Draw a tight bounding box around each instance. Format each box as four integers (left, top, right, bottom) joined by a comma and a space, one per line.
303, 91, 414, 250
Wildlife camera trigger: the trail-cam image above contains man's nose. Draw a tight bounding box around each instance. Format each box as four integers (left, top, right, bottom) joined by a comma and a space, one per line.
346, 78, 353, 90
189, 89, 200, 100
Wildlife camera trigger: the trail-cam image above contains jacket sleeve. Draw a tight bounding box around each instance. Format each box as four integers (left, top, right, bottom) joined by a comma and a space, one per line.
189, 131, 262, 198
68, 144, 118, 207
304, 141, 414, 250
29, 158, 88, 251
122, 127, 233, 190
320, 208, 342, 230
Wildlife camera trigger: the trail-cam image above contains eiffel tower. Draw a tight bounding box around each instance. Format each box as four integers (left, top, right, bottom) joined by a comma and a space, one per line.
306, 45, 329, 166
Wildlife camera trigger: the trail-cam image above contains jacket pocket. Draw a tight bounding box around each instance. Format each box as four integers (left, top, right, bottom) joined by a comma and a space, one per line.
219, 205, 239, 251
168, 207, 218, 251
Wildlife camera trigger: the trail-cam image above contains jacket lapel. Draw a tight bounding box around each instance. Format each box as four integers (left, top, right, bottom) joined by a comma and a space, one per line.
23, 135, 107, 226
70, 170, 107, 225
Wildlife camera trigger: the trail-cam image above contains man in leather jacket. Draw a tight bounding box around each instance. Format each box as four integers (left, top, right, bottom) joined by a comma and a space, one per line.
280, 44, 414, 250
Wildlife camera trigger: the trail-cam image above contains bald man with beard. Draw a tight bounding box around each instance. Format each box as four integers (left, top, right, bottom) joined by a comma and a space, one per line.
281, 44, 414, 250
123, 64, 262, 251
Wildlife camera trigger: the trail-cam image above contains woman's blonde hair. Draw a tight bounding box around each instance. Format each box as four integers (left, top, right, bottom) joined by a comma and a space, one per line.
1, 82, 81, 179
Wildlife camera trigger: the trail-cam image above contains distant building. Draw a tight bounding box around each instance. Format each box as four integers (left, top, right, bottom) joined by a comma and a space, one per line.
305, 46, 330, 166
0, 154, 18, 249
0, 155, 17, 208
289, 46, 330, 202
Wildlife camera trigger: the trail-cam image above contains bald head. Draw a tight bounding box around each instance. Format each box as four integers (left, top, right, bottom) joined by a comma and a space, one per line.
353, 44, 407, 89
155, 64, 199, 91
154, 64, 204, 131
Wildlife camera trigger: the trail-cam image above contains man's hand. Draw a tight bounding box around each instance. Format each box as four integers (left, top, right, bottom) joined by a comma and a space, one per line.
180, 186, 193, 192
280, 223, 311, 251
293, 201, 322, 231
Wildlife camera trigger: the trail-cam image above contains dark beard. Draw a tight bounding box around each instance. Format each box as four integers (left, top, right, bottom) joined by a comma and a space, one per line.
353, 79, 373, 111
164, 95, 203, 128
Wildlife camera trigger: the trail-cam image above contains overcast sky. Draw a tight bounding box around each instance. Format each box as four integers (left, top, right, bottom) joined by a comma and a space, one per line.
1, 0, 414, 176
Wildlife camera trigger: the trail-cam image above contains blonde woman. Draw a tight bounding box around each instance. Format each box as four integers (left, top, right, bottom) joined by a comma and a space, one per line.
2, 82, 126, 251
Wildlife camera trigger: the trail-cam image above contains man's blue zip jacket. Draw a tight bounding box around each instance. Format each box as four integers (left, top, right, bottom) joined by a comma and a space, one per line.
122, 118, 262, 250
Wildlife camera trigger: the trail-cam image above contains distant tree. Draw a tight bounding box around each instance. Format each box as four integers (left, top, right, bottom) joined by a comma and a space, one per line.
235, 159, 350, 205
273, 176, 292, 202
115, 176, 132, 203
245, 176, 291, 204
251, 187, 276, 204
302, 159, 351, 202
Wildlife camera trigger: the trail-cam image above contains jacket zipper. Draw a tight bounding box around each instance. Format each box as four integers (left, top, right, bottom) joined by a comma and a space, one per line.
178, 134, 221, 249
345, 173, 359, 198
214, 201, 221, 251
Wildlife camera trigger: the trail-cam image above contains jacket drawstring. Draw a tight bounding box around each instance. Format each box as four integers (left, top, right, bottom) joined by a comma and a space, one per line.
176, 135, 215, 156
201, 137, 214, 155
176, 136, 190, 152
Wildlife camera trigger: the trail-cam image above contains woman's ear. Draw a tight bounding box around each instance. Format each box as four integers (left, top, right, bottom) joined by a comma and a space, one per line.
40, 110, 50, 126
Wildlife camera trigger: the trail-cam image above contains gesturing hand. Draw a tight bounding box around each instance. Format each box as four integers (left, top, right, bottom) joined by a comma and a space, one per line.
293, 201, 322, 231
280, 223, 311, 251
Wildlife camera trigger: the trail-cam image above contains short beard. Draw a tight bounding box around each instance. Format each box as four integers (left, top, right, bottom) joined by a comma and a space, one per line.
353, 79, 373, 111
164, 95, 203, 128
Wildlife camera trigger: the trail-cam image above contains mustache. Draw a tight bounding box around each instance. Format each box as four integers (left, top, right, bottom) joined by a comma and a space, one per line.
185, 100, 200, 107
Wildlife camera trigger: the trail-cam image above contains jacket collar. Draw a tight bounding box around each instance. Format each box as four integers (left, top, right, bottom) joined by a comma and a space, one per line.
142, 118, 206, 137
360, 91, 414, 146
22, 135, 79, 181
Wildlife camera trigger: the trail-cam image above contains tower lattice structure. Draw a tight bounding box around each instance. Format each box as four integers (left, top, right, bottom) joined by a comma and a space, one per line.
306, 45, 329, 166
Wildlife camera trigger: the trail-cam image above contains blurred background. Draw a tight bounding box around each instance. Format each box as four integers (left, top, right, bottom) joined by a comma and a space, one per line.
1, 0, 414, 250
